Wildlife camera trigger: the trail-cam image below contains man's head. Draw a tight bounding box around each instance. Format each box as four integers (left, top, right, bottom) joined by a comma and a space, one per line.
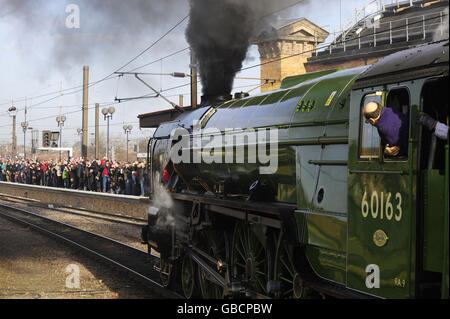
363, 101, 383, 126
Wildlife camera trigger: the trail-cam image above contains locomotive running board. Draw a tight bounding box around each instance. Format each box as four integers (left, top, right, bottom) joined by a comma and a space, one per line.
170, 193, 296, 215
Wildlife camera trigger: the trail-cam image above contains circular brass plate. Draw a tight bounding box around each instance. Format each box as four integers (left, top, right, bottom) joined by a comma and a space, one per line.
373, 229, 389, 247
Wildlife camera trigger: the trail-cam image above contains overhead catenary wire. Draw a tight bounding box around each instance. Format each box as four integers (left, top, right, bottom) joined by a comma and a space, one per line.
5, 6, 446, 111
0, 77, 121, 122
1, 10, 447, 137
127, 47, 191, 73
0, 47, 191, 109
0, 2, 357, 111
109, 14, 189, 76
49, 12, 450, 111
259, 0, 308, 20
0, 69, 87, 108
124, 0, 308, 74
0, 90, 167, 131
1, 13, 190, 113
1, 13, 193, 140
144, 13, 450, 98
240, 13, 450, 72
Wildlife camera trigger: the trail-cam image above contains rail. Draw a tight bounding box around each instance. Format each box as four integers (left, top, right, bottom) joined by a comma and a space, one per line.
0, 202, 180, 298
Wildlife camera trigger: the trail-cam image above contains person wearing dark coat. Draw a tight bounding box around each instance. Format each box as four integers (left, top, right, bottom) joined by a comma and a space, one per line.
363, 101, 409, 157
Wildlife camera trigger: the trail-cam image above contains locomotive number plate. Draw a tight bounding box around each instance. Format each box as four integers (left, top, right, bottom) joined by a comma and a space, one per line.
361, 190, 403, 222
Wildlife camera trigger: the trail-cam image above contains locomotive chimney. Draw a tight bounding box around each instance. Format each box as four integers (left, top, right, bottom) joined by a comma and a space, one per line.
234, 92, 250, 100
200, 94, 232, 106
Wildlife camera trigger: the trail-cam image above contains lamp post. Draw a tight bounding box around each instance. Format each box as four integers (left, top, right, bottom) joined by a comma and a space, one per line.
102, 107, 115, 159
20, 121, 29, 159
77, 128, 83, 158
123, 124, 133, 162
56, 115, 66, 161
8, 106, 18, 157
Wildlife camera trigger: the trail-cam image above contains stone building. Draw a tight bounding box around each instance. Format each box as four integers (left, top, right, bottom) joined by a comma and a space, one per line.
255, 0, 448, 91
304, 0, 448, 72
255, 18, 329, 92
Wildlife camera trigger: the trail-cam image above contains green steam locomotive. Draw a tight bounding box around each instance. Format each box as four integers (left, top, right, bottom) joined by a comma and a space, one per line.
141, 40, 449, 299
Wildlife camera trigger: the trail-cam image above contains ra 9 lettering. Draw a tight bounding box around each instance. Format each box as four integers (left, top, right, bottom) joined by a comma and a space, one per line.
361, 190, 403, 222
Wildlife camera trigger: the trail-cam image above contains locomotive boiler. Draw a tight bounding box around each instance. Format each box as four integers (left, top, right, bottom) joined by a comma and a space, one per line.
141, 40, 449, 299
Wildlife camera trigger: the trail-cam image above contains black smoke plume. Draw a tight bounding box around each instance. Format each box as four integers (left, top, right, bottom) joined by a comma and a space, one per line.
185, 0, 308, 102
186, 0, 256, 102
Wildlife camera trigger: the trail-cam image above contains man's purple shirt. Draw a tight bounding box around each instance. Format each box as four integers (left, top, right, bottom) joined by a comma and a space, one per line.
376, 107, 409, 156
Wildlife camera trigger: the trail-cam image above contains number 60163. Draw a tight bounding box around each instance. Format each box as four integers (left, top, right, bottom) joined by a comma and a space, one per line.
361, 190, 403, 222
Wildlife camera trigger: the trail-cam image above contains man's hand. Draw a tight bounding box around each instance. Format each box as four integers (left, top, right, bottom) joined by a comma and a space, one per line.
385, 144, 400, 156
417, 112, 437, 131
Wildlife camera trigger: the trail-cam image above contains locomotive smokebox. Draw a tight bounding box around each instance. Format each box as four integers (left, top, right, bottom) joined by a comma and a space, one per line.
200, 94, 232, 106
143, 206, 173, 253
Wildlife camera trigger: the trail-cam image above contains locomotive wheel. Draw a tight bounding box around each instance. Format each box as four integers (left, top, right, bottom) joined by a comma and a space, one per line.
181, 254, 199, 299
274, 231, 305, 298
197, 229, 226, 299
231, 221, 269, 296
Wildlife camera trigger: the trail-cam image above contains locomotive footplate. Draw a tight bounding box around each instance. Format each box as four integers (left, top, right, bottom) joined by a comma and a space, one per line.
171, 193, 296, 218
170, 192, 300, 247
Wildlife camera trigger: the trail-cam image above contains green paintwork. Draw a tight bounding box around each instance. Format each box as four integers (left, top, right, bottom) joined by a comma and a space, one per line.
347, 83, 417, 298
178, 66, 368, 285
280, 68, 343, 89
422, 170, 445, 272
151, 46, 449, 298
343, 75, 450, 298
190, 67, 367, 206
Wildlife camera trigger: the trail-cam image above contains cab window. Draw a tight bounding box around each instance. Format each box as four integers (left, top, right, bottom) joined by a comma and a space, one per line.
358, 88, 410, 161
359, 93, 382, 160
384, 87, 410, 161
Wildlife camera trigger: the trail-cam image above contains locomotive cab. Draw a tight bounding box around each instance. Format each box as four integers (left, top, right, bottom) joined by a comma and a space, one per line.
347, 41, 449, 299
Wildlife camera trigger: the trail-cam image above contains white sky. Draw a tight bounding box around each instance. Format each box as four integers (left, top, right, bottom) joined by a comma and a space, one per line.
0, 0, 375, 148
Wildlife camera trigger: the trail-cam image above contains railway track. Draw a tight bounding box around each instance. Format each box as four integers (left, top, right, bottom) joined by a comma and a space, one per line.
0, 193, 146, 226
0, 202, 181, 299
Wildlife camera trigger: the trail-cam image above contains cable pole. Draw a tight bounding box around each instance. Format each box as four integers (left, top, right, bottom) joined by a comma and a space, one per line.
82, 66, 89, 159
95, 103, 99, 160
12, 114, 17, 157
10, 102, 17, 157
190, 50, 198, 109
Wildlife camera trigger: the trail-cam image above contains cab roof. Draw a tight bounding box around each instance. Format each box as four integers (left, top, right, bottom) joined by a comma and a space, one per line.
353, 40, 449, 89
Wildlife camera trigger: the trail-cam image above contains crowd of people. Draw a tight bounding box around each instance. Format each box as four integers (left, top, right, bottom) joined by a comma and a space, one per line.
0, 157, 149, 196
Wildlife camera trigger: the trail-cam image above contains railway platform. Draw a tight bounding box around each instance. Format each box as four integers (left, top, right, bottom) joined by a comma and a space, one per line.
0, 182, 151, 220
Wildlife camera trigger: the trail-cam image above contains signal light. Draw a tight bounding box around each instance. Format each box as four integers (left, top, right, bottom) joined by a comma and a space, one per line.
42, 130, 51, 147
